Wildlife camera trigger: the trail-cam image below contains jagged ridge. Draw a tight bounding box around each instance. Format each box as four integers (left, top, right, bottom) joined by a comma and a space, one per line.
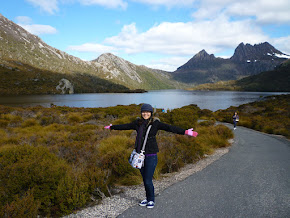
172, 42, 289, 84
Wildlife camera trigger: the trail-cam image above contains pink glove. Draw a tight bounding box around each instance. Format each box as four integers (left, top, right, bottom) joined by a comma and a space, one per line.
185, 128, 198, 137
104, 124, 112, 129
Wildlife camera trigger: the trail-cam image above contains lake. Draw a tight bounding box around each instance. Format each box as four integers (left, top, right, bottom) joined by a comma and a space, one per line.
0, 90, 288, 111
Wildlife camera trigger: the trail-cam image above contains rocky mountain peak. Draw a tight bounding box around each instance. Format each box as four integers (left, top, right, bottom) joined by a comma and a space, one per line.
94, 53, 123, 63
192, 49, 216, 61
230, 42, 287, 62
176, 49, 216, 71
93, 53, 143, 83
173, 42, 288, 85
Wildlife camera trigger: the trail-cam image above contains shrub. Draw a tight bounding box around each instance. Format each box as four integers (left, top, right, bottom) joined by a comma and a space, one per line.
0, 189, 40, 218
0, 144, 87, 216
55, 172, 90, 215
274, 128, 289, 137
67, 113, 83, 123
21, 118, 39, 128
157, 135, 185, 173
97, 135, 142, 186
0, 119, 9, 128
198, 119, 215, 127
113, 115, 137, 125
160, 106, 198, 129
214, 124, 234, 139
198, 109, 213, 118
157, 133, 204, 175
263, 126, 274, 134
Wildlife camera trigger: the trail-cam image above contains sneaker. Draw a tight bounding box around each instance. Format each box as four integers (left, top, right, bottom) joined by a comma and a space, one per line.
139, 199, 148, 206
234, 127, 236, 130
146, 201, 155, 209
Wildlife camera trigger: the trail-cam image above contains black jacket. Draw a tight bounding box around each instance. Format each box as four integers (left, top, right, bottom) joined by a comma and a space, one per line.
110, 118, 186, 154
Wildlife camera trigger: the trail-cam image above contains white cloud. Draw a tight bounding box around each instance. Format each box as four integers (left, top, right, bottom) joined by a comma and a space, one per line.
67, 43, 118, 55
192, 0, 290, 24
15, 16, 33, 25
78, 0, 128, 9
104, 16, 268, 56
25, 0, 59, 14
16, 17, 57, 35
271, 36, 290, 55
131, 0, 196, 8
226, 0, 290, 24
147, 56, 191, 71
19, 24, 58, 35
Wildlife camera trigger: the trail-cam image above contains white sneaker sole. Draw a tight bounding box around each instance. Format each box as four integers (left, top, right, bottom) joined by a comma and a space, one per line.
139, 201, 148, 206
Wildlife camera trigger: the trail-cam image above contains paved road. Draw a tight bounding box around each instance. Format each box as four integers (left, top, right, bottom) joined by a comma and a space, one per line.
118, 124, 290, 218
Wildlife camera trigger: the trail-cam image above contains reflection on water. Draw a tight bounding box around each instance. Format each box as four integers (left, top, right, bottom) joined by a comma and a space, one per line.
0, 90, 288, 111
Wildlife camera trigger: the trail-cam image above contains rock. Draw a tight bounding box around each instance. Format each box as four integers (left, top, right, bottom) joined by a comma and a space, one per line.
56, 78, 74, 94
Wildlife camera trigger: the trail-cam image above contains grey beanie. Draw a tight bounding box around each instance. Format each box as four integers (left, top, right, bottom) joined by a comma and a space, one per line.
141, 104, 153, 113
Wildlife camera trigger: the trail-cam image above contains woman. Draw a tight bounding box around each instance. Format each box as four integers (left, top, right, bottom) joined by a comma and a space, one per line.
104, 104, 198, 209
232, 111, 239, 130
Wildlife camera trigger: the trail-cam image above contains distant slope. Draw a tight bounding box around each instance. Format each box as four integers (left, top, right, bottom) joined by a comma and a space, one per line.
0, 13, 181, 94
172, 43, 289, 85
0, 61, 132, 95
93, 53, 181, 90
190, 59, 290, 92
236, 59, 290, 92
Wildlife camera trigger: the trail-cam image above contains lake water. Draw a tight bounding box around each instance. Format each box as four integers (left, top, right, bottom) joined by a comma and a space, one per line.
0, 90, 288, 111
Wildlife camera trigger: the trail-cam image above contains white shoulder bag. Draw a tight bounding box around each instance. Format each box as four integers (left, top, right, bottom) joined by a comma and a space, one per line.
129, 125, 152, 169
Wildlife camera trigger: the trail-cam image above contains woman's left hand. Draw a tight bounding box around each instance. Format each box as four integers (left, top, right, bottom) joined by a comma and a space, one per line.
185, 128, 198, 137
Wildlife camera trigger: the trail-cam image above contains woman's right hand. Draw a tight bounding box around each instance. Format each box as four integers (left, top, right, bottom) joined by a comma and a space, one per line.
104, 124, 112, 129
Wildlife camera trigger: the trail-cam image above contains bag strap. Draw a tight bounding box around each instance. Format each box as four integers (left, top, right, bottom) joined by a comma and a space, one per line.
141, 125, 152, 153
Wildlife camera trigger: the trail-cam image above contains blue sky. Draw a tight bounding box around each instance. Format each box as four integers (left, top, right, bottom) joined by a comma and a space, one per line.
1, 0, 290, 71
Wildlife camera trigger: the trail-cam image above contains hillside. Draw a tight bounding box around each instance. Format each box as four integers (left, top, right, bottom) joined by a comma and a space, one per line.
0, 61, 133, 95
0, 13, 179, 94
172, 42, 289, 85
92, 53, 180, 90
189, 59, 290, 92
235, 59, 290, 91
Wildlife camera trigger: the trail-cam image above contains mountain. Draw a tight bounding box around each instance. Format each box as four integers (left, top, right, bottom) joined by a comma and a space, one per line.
172, 42, 289, 84
0, 13, 178, 95
235, 59, 290, 92
173, 50, 237, 83
92, 53, 179, 90
190, 59, 290, 92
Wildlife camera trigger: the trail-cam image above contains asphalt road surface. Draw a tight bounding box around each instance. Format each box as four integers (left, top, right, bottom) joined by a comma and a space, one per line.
118, 124, 290, 218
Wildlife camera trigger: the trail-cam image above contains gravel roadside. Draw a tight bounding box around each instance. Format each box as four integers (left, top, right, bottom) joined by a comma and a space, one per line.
65, 143, 232, 218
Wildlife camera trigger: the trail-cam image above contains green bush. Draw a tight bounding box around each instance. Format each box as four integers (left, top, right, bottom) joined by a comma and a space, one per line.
67, 113, 82, 123
159, 105, 199, 129
0, 189, 40, 218
0, 144, 88, 217
198, 119, 215, 127
157, 135, 186, 173
97, 135, 142, 186
21, 118, 39, 127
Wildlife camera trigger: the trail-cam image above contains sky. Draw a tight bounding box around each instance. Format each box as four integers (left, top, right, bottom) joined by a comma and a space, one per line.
1, 0, 290, 71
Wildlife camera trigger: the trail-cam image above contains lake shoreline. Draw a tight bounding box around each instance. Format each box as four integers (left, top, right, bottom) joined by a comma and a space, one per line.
0, 90, 288, 111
